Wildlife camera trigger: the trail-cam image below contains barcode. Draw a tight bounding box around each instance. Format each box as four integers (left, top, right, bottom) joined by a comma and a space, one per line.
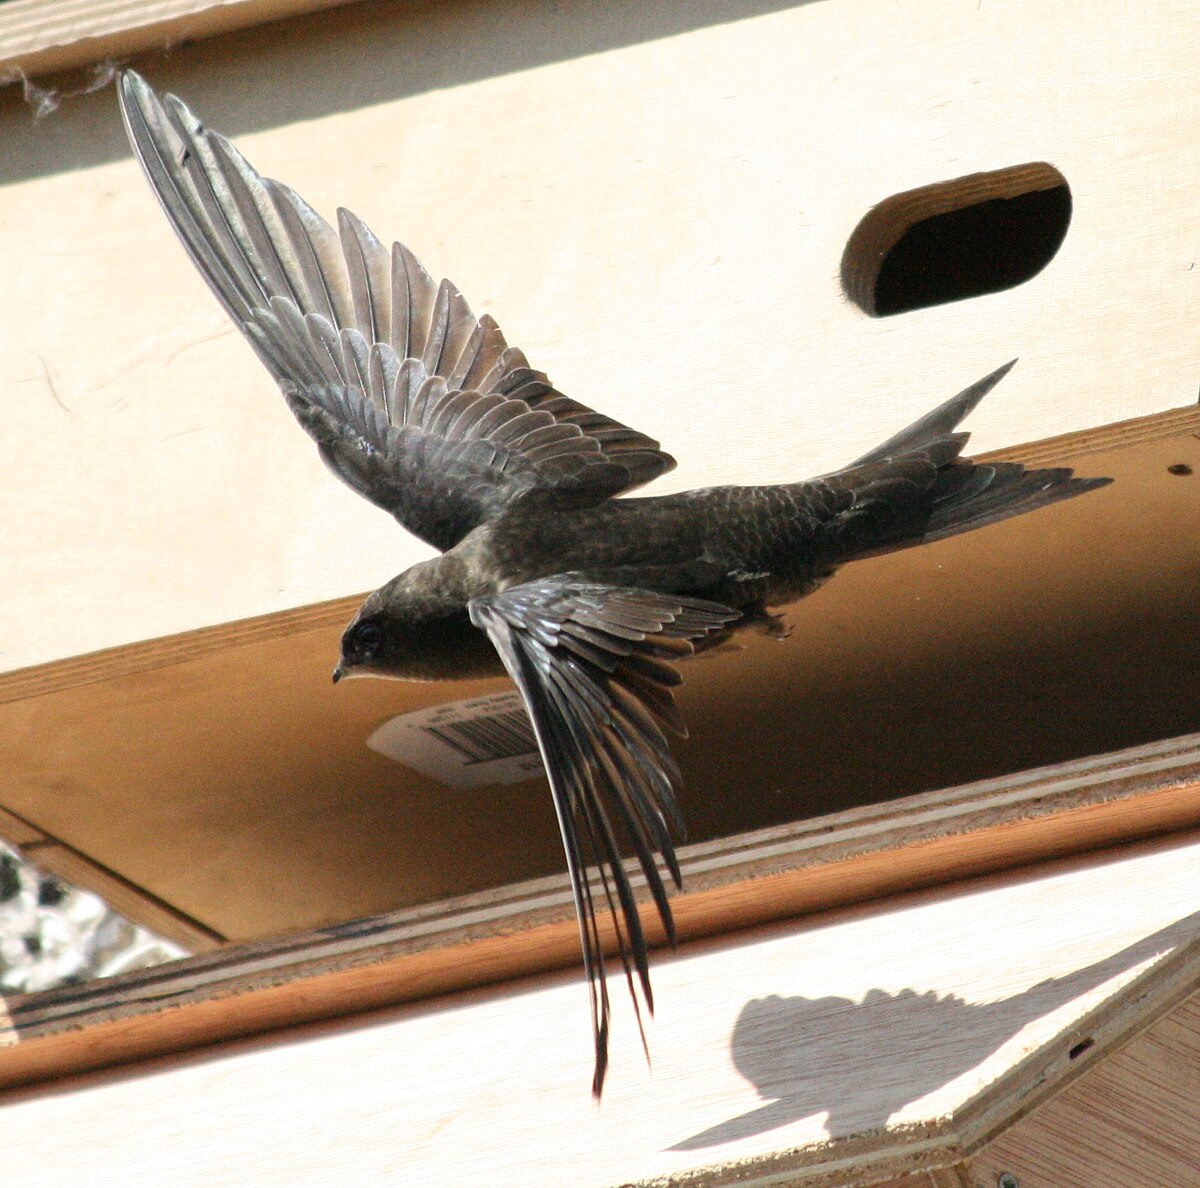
424, 707, 537, 765
367, 691, 545, 788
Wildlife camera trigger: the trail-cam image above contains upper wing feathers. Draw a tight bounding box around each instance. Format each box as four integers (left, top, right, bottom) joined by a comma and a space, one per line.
468, 577, 736, 1095
119, 70, 676, 551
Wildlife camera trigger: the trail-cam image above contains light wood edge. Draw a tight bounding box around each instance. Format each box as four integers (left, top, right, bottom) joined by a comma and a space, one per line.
636, 1130, 970, 1188
840, 162, 1069, 314
956, 926, 1200, 1165
985, 402, 1200, 467
0, 0, 354, 81
0, 797, 223, 951
3, 729, 1200, 1097
13, 843, 225, 953
2, 401, 1198, 704
0, 593, 361, 704
0, 805, 47, 848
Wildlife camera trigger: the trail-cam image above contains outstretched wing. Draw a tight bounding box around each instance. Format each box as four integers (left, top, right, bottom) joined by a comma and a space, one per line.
118, 71, 675, 552
468, 577, 736, 1095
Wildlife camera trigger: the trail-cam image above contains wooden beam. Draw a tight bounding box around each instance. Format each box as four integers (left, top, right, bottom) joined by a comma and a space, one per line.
11, 843, 225, 953
3, 729, 1200, 1093
4, 831, 1200, 1186
0, 0, 357, 80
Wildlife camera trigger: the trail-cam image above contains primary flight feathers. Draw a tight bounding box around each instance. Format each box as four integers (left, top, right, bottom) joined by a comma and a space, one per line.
118, 70, 673, 553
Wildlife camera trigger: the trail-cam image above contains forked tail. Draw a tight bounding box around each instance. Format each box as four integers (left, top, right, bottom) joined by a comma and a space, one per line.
824, 360, 1111, 564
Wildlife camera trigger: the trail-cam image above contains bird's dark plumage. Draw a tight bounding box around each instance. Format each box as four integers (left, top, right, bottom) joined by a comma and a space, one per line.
118, 70, 1111, 1094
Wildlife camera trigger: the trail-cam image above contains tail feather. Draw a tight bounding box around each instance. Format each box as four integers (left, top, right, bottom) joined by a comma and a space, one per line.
851, 359, 1017, 467
829, 360, 1111, 563
924, 467, 1110, 543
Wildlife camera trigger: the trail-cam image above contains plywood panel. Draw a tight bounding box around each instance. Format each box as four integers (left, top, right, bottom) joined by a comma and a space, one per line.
4, 727, 1200, 1096
974, 994, 1200, 1188
4, 833, 1200, 1187
3, 0, 1200, 671
0, 0, 352, 79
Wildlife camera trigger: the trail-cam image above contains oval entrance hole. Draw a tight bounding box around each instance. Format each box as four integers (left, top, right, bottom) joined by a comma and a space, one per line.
841, 162, 1071, 317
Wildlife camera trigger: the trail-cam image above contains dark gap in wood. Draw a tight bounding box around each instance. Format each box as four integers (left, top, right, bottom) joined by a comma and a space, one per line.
873, 185, 1071, 316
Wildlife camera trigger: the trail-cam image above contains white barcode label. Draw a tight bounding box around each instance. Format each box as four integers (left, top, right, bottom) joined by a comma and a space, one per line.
366, 690, 544, 789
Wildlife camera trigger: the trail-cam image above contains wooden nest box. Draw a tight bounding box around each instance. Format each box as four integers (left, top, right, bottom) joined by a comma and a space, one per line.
2, 1, 1200, 1184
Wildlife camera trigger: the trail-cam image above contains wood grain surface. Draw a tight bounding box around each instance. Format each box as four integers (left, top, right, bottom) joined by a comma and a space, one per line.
4, 832, 1200, 1187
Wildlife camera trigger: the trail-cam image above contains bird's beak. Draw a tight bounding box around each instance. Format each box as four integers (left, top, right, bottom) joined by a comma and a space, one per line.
332, 664, 345, 684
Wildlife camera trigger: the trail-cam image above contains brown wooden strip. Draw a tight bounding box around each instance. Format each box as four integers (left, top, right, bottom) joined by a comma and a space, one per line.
0, 805, 46, 848
2, 730, 1199, 1092
19, 845, 225, 953
0, 594, 360, 706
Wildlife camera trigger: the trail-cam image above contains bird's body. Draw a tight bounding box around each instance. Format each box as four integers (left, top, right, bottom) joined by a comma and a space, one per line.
118, 70, 1111, 1094
349, 433, 1090, 679
415, 486, 832, 605
341, 486, 832, 683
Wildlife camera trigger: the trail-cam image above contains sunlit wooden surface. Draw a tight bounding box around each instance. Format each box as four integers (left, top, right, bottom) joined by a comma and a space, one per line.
4, 0, 1200, 671
3, 832, 1199, 1186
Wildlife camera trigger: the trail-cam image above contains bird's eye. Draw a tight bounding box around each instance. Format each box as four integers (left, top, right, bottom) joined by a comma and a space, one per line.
354, 621, 383, 649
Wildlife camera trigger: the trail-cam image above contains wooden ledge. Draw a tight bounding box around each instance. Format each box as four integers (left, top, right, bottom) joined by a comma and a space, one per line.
4, 729, 1200, 1093
0, 0, 354, 81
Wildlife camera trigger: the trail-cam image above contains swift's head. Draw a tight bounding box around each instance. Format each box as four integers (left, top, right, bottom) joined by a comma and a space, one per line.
334, 610, 396, 680
332, 561, 502, 683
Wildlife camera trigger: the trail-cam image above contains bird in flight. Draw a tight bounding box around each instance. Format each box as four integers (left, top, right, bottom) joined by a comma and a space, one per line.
118, 70, 1109, 1095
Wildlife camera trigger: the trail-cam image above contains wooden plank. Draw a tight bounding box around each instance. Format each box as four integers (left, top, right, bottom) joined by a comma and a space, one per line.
972, 990, 1200, 1187
4, 832, 1200, 1187
0, 0, 356, 80
2, 730, 1200, 1096
17, 845, 224, 953
0, 806, 222, 954
0, 593, 361, 706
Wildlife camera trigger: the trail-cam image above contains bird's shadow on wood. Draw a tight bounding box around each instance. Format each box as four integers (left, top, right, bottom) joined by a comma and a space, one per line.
671, 906, 1200, 1150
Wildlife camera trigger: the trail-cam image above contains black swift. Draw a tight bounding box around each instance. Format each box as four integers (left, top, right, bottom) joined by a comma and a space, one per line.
118, 71, 1110, 1094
